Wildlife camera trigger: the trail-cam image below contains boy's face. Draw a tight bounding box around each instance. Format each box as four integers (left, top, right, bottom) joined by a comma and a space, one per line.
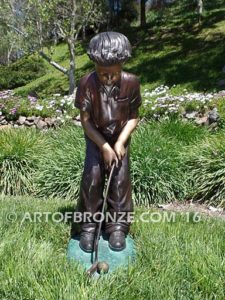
95, 64, 122, 86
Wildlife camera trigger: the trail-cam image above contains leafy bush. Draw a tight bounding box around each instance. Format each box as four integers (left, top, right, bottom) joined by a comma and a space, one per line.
0, 128, 48, 195
0, 55, 46, 90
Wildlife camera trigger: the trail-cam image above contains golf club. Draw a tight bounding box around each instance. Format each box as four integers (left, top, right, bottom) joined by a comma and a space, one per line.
87, 161, 116, 276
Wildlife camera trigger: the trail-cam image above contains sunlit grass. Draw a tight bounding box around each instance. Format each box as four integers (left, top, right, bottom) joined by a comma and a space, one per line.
0, 195, 224, 299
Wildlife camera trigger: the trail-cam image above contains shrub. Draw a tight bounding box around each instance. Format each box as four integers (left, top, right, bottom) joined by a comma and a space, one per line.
0, 55, 46, 90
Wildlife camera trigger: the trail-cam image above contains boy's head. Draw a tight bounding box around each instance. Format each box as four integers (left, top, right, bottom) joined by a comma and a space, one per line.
87, 32, 132, 86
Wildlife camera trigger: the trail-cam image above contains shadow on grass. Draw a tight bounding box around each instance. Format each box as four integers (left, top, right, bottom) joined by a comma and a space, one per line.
57, 204, 82, 237
124, 10, 225, 91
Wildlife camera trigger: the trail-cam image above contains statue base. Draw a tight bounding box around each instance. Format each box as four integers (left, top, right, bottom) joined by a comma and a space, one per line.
67, 234, 135, 275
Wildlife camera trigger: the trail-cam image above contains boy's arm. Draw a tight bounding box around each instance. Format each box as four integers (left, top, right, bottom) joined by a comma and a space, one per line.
114, 116, 139, 160
114, 77, 141, 160
80, 110, 118, 168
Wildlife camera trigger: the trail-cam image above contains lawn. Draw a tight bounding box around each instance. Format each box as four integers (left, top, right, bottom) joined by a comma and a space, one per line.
0, 195, 224, 299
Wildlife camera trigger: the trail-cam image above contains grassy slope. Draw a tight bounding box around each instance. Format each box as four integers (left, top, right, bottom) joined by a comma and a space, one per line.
14, 2, 225, 97
125, 4, 225, 93
15, 43, 93, 97
0, 195, 224, 300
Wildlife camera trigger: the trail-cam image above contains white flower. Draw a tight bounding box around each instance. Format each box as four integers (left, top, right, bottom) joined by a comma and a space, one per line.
35, 104, 43, 111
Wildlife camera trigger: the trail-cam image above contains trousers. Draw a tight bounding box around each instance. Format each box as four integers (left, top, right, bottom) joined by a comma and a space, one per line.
74, 133, 133, 236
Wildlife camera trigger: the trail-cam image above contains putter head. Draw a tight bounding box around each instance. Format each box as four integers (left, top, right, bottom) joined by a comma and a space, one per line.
86, 261, 98, 276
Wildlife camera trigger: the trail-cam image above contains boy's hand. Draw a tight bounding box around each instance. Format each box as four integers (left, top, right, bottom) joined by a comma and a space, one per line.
114, 141, 126, 161
102, 143, 118, 169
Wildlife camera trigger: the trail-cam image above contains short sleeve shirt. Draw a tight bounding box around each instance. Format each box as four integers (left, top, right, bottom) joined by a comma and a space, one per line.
75, 71, 141, 137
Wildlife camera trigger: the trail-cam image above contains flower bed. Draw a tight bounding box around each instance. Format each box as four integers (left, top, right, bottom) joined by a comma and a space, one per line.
0, 86, 225, 129
0, 90, 80, 129
141, 85, 225, 125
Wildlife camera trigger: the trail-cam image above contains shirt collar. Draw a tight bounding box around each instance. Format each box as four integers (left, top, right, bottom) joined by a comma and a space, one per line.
94, 71, 121, 100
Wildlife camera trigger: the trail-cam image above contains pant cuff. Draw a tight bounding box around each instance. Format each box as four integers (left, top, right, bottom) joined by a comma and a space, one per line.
104, 222, 130, 235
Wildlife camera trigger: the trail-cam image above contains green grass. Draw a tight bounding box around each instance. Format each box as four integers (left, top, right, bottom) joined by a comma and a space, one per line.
0, 195, 224, 299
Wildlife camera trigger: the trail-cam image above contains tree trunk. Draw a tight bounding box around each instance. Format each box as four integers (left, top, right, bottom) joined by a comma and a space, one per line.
7, 43, 14, 65
198, 0, 203, 24
67, 38, 76, 95
82, 26, 86, 41
140, 0, 146, 28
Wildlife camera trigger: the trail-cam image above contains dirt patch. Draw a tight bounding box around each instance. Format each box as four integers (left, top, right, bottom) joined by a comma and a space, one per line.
156, 200, 225, 220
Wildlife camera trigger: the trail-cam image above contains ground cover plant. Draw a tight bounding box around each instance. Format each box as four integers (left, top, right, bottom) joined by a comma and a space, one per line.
140, 85, 225, 120
0, 90, 79, 121
1, 87, 225, 124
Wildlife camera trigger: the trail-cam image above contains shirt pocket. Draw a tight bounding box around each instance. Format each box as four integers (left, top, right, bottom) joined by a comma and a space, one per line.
113, 97, 129, 121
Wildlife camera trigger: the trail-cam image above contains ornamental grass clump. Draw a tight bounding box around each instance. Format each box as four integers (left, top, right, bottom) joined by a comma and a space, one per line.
183, 131, 225, 207
0, 128, 48, 195
130, 119, 207, 205
35, 126, 84, 200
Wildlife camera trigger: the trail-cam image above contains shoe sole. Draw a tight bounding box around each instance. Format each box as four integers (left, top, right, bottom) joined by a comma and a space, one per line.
108, 243, 126, 252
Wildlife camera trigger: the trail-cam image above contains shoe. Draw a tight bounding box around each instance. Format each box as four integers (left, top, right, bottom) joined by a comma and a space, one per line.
79, 232, 95, 253
108, 230, 126, 251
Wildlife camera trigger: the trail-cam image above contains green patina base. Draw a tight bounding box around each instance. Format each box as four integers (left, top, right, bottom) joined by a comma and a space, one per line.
67, 234, 136, 274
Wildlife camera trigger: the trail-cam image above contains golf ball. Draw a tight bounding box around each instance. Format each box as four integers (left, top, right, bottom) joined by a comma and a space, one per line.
97, 261, 109, 274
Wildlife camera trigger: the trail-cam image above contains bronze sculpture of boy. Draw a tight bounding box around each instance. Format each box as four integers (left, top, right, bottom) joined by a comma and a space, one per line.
74, 32, 141, 252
